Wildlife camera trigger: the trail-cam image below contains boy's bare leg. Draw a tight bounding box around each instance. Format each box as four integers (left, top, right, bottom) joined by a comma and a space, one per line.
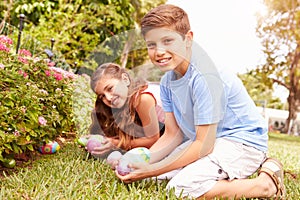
200, 172, 276, 199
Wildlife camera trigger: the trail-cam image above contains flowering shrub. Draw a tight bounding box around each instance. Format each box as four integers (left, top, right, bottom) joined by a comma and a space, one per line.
72, 74, 96, 136
0, 35, 77, 162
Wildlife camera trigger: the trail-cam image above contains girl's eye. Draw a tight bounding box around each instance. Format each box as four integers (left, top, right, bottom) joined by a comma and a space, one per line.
108, 86, 113, 91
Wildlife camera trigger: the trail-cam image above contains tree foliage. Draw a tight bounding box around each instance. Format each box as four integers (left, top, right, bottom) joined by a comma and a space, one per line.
0, 0, 167, 73
238, 71, 284, 109
256, 0, 300, 134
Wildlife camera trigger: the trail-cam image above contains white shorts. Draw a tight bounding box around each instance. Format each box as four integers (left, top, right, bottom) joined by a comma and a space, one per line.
164, 138, 266, 198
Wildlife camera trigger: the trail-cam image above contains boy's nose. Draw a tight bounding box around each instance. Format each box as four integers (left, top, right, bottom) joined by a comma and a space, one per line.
156, 47, 166, 55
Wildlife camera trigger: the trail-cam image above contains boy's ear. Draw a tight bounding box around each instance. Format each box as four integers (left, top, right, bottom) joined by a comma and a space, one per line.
186, 30, 193, 47
121, 73, 130, 86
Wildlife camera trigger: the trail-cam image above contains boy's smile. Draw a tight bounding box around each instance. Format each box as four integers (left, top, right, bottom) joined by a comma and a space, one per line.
144, 27, 193, 76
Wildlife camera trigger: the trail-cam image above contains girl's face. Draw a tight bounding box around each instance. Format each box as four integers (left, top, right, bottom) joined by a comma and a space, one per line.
95, 74, 130, 108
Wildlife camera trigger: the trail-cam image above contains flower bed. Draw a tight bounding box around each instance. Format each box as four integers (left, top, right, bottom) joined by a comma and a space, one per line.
0, 35, 78, 165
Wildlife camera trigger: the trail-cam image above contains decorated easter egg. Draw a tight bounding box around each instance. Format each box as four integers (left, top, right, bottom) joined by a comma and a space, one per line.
116, 161, 131, 176
38, 141, 60, 154
106, 151, 122, 166
86, 135, 104, 153
1, 158, 16, 168
117, 147, 151, 175
76, 136, 88, 147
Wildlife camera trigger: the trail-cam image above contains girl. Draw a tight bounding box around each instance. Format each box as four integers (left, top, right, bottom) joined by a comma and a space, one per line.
89, 63, 164, 158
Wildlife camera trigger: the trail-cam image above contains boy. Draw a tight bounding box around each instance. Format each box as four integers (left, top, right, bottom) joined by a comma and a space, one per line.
116, 4, 285, 199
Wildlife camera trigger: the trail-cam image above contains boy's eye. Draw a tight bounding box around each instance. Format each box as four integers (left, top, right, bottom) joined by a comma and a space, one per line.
146, 43, 156, 49
163, 38, 173, 44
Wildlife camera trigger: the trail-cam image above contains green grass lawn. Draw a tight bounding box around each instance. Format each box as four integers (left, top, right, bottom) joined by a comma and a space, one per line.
0, 132, 299, 200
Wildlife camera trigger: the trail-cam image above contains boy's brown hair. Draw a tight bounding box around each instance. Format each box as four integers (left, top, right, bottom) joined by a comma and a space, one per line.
141, 4, 191, 37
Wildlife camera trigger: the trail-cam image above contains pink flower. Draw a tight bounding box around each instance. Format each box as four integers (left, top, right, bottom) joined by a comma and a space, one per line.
38, 116, 47, 126
0, 35, 13, 45
18, 70, 28, 78
18, 49, 32, 57
33, 57, 41, 63
45, 70, 51, 76
0, 63, 4, 69
49, 66, 76, 79
53, 73, 63, 81
13, 130, 20, 137
0, 35, 12, 52
23, 72, 28, 78
21, 106, 27, 113
0, 43, 9, 52
47, 62, 55, 67
18, 57, 29, 64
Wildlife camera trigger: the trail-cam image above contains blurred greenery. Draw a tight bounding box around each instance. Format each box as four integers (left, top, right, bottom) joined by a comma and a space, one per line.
0, 0, 167, 72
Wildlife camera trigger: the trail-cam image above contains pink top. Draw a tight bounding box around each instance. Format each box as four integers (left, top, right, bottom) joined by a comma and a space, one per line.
143, 83, 165, 123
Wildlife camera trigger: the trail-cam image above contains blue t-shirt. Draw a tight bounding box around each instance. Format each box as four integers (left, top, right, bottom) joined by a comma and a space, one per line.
160, 44, 268, 152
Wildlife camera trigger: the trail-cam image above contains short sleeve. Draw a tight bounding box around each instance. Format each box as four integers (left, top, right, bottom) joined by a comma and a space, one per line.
160, 76, 173, 113
192, 73, 226, 125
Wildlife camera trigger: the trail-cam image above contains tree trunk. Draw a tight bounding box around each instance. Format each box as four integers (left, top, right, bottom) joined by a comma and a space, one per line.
120, 31, 135, 68
285, 93, 297, 135
284, 47, 300, 135
0, 0, 13, 34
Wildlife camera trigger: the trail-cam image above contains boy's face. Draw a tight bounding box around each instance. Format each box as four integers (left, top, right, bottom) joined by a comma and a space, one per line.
144, 27, 193, 75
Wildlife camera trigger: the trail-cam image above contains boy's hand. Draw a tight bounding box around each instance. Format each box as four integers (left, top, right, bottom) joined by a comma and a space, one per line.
115, 162, 151, 183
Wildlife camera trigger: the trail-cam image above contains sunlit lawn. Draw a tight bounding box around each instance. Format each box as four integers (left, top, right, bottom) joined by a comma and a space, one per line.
0, 132, 299, 199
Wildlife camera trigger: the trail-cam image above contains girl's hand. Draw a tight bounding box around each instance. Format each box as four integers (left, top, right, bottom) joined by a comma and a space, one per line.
107, 137, 119, 147
91, 137, 116, 156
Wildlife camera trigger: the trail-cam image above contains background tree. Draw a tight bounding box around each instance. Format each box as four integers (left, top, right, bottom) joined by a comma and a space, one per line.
1, 0, 166, 74
256, 0, 300, 134
119, 0, 166, 68
238, 70, 284, 110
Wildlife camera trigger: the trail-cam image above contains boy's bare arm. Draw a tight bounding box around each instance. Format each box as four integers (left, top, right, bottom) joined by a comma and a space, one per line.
148, 112, 184, 163
116, 114, 217, 182
145, 123, 217, 177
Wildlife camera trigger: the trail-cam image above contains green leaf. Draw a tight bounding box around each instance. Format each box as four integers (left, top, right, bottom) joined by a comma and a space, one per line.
27, 144, 34, 151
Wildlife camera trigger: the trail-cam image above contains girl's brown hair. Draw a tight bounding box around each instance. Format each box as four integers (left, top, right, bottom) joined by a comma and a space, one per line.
141, 4, 191, 37
89, 63, 148, 150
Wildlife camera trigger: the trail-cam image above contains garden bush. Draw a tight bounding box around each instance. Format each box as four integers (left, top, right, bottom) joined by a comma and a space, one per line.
72, 74, 95, 136
0, 34, 78, 164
